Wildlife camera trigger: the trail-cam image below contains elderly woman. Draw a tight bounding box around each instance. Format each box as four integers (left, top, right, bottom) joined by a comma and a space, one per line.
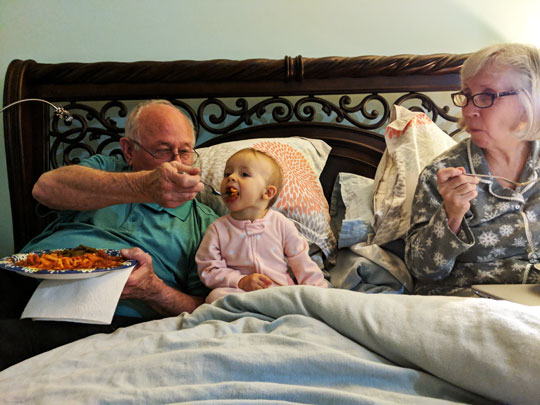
405, 43, 540, 295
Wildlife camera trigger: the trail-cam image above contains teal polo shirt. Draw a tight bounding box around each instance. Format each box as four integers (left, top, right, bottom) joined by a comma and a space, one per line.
23, 155, 218, 319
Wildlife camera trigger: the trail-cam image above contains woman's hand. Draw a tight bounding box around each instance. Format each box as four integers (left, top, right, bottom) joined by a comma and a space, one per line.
436, 167, 479, 233
238, 274, 274, 292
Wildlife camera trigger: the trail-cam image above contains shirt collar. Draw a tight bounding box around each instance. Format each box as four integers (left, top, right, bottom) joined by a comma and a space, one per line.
143, 201, 192, 221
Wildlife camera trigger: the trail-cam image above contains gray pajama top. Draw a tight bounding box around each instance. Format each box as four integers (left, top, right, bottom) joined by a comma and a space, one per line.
404, 137, 540, 295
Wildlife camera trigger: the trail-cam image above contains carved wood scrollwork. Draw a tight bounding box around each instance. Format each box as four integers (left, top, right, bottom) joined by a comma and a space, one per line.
48, 93, 458, 167
48, 92, 459, 168
50, 101, 127, 168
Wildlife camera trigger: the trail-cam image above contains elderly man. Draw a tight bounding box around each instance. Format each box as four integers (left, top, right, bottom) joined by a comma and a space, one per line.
0, 100, 217, 369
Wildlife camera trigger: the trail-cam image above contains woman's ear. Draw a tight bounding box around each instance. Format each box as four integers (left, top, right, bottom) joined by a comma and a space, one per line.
263, 185, 278, 201
120, 137, 134, 165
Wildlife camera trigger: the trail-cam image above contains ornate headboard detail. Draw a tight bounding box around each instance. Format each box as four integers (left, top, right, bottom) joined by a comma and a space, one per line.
3, 53, 468, 251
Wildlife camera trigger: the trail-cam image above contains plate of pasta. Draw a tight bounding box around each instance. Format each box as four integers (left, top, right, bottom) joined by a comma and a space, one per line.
0, 246, 137, 279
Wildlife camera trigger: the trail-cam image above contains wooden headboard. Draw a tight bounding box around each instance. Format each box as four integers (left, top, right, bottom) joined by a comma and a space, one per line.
3, 53, 468, 251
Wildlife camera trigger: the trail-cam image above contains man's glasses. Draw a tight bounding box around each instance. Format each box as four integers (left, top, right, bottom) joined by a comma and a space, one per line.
128, 138, 199, 164
451, 90, 519, 109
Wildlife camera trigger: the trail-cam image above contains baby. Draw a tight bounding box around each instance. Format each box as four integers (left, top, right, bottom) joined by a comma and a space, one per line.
196, 147, 328, 303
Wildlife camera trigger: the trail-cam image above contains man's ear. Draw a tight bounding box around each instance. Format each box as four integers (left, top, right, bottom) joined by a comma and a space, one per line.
263, 185, 278, 201
119, 137, 134, 165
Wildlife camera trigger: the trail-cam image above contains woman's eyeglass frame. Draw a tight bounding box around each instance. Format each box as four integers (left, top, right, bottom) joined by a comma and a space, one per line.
127, 138, 200, 164
451, 90, 519, 109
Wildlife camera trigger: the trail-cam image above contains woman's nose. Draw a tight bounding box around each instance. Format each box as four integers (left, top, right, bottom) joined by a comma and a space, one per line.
462, 103, 480, 117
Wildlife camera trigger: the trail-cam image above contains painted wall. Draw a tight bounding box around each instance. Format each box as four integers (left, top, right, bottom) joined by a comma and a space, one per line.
1, 0, 539, 256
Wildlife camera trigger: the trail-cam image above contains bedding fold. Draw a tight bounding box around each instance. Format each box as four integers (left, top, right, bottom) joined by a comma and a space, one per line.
2, 286, 538, 404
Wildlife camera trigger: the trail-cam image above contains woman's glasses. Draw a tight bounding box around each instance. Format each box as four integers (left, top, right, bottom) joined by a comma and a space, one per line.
451, 90, 519, 109
128, 138, 199, 164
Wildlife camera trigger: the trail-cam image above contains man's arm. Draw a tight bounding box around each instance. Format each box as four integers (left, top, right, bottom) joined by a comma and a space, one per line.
32, 163, 203, 211
121, 247, 204, 316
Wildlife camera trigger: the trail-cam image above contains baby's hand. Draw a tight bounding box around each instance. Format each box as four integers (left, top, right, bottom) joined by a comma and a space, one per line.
238, 274, 273, 292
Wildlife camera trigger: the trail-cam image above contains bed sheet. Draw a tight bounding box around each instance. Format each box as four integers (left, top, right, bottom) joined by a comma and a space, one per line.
2, 286, 538, 404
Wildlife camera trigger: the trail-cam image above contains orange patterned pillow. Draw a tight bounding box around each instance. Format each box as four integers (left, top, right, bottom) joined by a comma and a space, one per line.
196, 137, 336, 261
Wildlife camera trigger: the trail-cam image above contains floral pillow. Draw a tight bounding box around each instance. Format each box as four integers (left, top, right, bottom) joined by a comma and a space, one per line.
196, 137, 337, 261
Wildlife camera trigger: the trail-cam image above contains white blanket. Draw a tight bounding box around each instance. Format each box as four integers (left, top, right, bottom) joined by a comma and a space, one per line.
2, 286, 539, 404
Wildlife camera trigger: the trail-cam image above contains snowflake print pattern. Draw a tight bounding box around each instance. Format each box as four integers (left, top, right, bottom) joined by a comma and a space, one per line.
477, 270, 495, 281
433, 161, 446, 171
433, 252, 446, 267
528, 271, 540, 283
411, 239, 425, 259
491, 247, 506, 257
478, 231, 499, 247
433, 221, 445, 238
499, 225, 513, 237
471, 153, 482, 167
420, 170, 432, 182
404, 138, 540, 295
511, 262, 527, 272
496, 202, 511, 212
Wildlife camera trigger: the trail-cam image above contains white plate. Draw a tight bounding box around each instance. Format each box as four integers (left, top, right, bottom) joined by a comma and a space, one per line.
0, 249, 137, 280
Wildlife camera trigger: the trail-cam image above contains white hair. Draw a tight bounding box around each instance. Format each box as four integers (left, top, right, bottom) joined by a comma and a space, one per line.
124, 99, 196, 143
460, 43, 540, 141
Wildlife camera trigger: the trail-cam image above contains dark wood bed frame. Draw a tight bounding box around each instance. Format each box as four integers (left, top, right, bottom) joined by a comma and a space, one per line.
3, 53, 468, 252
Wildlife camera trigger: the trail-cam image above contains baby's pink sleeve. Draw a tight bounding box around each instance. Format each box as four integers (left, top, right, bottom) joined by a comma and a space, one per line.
195, 223, 245, 289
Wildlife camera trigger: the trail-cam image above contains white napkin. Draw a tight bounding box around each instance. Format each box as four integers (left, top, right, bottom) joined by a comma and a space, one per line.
21, 266, 133, 325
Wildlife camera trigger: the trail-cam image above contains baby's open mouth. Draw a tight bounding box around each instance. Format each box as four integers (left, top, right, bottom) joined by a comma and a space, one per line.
225, 187, 239, 197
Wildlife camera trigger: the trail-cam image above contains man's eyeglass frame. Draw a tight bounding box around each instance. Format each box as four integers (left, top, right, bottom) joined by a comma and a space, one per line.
127, 138, 200, 163
451, 90, 519, 109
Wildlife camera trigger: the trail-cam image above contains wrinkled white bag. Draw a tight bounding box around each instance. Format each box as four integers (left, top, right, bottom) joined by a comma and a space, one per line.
370, 105, 456, 246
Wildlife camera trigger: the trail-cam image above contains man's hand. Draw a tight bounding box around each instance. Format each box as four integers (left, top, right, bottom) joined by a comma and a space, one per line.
120, 247, 163, 301
238, 273, 274, 292
141, 162, 204, 208
119, 247, 204, 315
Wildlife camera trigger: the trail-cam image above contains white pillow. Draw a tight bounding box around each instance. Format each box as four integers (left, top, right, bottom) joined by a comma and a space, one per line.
330, 173, 374, 249
371, 105, 457, 246
196, 137, 337, 261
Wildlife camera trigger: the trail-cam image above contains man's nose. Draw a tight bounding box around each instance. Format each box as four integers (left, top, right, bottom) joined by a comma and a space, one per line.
170, 151, 182, 162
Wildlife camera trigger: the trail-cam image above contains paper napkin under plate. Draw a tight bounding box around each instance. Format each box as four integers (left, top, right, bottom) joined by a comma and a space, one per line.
21, 266, 133, 325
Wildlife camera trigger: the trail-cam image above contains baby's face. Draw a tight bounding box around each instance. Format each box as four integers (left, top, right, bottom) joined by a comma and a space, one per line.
221, 151, 274, 218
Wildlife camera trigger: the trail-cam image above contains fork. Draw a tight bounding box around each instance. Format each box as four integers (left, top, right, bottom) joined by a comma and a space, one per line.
202, 181, 222, 196
178, 170, 222, 196
464, 173, 540, 187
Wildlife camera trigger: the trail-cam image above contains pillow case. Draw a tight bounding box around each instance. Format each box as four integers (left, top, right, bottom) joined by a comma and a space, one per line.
196, 137, 337, 261
371, 105, 457, 246
330, 173, 374, 249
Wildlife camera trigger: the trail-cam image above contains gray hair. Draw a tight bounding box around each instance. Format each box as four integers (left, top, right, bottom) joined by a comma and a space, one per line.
460, 43, 540, 141
124, 99, 196, 143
